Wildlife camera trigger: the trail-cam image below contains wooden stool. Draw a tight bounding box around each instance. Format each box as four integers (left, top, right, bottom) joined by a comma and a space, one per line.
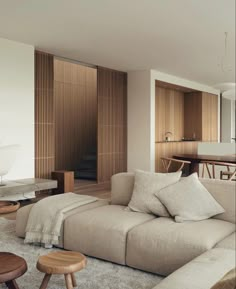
0, 252, 27, 289
36, 251, 87, 289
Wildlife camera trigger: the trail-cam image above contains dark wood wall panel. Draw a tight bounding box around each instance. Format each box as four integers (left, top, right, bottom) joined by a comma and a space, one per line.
184, 92, 203, 140
54, 59, 97, 171
35, 51, 55, 178
97, 67, 127, 183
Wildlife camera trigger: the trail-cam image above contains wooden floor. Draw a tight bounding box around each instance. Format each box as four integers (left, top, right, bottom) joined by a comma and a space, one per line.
0, 179, 111, 220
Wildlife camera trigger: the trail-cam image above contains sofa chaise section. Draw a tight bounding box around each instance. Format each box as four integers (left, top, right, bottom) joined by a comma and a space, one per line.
152, 248, 236, 289
16, 199, 109, 247
126, 217, 235, 276
64, 205, 155, 264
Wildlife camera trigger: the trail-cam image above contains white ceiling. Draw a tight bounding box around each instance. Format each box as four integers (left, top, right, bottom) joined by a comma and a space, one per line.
0, 0, 235, 86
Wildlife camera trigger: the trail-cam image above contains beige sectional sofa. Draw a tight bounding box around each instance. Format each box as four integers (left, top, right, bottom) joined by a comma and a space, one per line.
16, 173, 236, 289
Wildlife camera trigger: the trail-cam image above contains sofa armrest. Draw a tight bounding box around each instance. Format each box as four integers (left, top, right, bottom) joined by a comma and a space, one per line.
111, 172, 134, 206
152, 248, 236, 289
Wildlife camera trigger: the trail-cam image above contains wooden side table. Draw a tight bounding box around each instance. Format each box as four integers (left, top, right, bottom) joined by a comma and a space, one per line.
51, 171, 74, 194
37, 251, 86, 289
0, 252, 27, 289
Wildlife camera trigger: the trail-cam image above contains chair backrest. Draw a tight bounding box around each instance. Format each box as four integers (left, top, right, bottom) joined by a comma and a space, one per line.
201, 161, 236, 181
161, 157, 191, 173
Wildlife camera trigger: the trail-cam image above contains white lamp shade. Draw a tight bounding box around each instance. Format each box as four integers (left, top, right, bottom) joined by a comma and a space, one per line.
0, 144, 21, 177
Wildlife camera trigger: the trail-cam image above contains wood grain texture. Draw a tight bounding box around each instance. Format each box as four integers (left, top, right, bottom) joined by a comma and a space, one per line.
35, 51, 55, 178
184, 92, 202, 140
97, 67, 127, 183
54, 59, 97, 172
51, 171, 74, 194
37, 251, 86, 274
155, 80, 197, 93
202, 92, 218, 141
0, 252, 27, 284
155, 86, 184, 141
0, 201, 20, 214
155, 142, 198, 172
184, 92, 218, 141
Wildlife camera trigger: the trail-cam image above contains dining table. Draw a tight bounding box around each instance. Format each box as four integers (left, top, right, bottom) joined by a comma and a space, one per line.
173, 154, 236, 175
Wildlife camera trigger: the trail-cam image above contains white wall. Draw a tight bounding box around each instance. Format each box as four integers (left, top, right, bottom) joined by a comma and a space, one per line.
221, 98, 232, 142
0, 38, 34, 180
128, 70, 155, 172
231, 101, 236, 140
198, 142, 236, 155
127, 69, 220, 172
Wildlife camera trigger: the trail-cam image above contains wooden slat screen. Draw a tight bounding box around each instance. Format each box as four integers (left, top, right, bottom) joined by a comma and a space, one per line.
97, 67, 127, 183
35, 51, 55, 178
54, 59, 97, 171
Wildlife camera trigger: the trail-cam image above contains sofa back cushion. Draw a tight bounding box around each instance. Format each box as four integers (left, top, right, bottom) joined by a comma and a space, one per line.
111, 173, 236, 224
200, 178, 236, 224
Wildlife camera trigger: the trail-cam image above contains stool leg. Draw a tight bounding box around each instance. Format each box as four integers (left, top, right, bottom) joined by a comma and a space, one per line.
5, 280, 19, 289
71, 273, 77, 287
39, 273, 51, 289
64, 273, 73, 289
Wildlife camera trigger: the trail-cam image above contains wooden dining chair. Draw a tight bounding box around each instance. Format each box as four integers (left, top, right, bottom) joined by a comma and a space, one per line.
201, 161, 236, 181
161, 157, 191, 173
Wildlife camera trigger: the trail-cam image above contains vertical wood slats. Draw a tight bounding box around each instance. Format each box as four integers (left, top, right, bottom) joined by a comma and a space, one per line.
97, 67, 127, 183
54, 59, 97, 171
202, 92, 218, 141
35, 51, 55, 178
155, 86, 184, 142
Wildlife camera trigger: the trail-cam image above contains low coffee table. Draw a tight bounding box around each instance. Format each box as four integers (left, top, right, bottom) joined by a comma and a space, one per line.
0, 252, 27, 289
37, 251, 87, 289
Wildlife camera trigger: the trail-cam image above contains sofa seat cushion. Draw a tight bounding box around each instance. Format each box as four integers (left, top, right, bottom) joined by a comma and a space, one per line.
215, 232, 236, 250
64, 205, 155, 265
126, 217, 235, 276
152, 248, 236, 289
16, 199, 109, 248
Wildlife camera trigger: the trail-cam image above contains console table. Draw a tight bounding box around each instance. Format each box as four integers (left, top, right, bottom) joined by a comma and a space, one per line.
0, 178, 57, 199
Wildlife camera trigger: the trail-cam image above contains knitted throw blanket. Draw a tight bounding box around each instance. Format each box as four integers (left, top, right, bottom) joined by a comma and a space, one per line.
25, 193, 97, 245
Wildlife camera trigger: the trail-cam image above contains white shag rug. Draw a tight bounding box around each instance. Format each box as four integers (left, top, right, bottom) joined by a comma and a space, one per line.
0, 218, 163, 289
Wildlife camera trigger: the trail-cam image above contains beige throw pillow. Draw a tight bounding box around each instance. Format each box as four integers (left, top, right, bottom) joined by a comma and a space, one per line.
128, 170, 182, 216
156, 173, 225, 222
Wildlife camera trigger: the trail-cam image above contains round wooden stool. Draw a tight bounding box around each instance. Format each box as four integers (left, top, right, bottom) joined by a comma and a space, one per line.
36, 251, 87, 289
0, 252, 27, 289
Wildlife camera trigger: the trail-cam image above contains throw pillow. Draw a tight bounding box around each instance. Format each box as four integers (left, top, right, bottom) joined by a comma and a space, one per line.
156, 173, 225, 222
127, 170, 182, 216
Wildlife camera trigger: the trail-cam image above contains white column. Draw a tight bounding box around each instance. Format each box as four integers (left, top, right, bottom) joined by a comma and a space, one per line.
127, 70, 155, 172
